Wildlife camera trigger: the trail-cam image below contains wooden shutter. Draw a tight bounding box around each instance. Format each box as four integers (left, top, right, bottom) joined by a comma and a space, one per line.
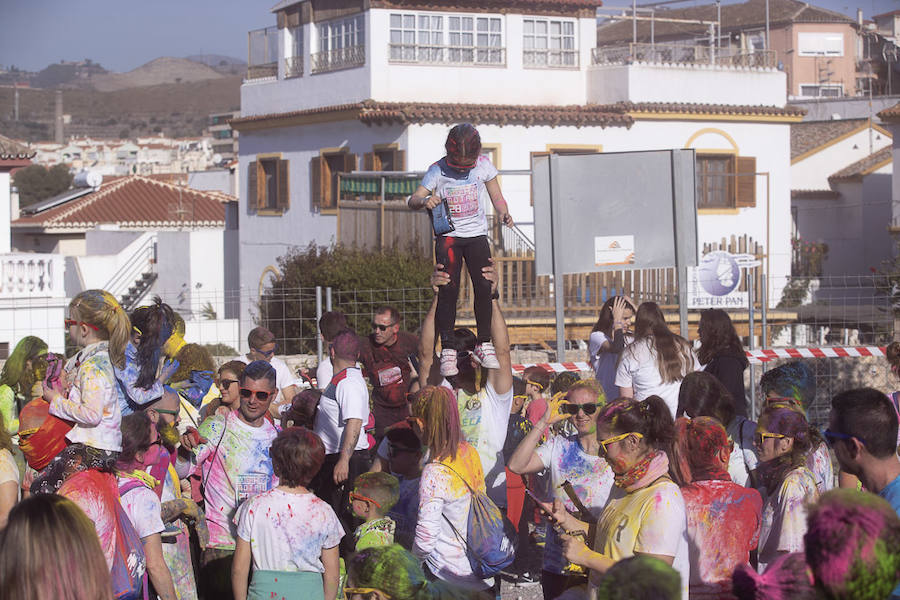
256, 160, 267, 210
394, 149, 406, 171
364, 152, 376, 171
247, 161, 257, 209
311, 156, 323, 209
276, 159, 289, 211
735, 156, 757, 208
343, 152, 358, 173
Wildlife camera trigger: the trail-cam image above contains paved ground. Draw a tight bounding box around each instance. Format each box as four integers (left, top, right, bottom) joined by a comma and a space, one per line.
499, 526, 547, 600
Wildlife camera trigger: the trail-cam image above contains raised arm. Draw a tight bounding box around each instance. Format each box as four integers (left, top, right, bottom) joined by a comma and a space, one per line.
418, 265, 449, 387
483, 259, 512, 395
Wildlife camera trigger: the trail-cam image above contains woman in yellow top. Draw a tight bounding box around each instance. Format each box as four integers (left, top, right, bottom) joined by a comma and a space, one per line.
545, 395, 690, 600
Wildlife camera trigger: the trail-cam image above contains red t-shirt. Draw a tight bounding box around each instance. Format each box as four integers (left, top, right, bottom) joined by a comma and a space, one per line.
359, 332, 418, 408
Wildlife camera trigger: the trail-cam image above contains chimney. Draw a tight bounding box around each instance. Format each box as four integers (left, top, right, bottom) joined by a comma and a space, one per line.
54, 90, 64, 144
857, 8, 863, 26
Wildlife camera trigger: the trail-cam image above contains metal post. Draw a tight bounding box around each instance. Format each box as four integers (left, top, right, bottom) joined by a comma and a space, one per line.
326, 286, 332, 312
651, 10, 655, 50
549, 156, 567, 362
748, 273, 756, 419
761, 274, 768, 349
716, 1, 721, 56
316, 285, 323, 363
765, 0, 770, 51
632, 0, 637, 46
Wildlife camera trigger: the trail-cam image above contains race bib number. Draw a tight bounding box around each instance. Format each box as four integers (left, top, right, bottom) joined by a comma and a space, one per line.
377, 366, 402, 387
444, 182, 479, 219
235, 474, 269, 503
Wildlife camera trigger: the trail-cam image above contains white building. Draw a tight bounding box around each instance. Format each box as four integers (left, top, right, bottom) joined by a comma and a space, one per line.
232, 0, 802, 344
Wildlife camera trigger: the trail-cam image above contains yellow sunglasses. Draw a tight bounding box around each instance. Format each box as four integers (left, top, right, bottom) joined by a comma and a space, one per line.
598, 431, 643, 454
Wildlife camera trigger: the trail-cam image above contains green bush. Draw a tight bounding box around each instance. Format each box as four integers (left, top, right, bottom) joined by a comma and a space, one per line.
259, 243, 434, 354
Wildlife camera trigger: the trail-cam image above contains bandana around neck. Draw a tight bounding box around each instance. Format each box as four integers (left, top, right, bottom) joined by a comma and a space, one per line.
614, 450, 669, 492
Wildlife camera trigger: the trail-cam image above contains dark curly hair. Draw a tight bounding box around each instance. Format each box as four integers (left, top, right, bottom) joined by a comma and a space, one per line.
697, 309, 748, 368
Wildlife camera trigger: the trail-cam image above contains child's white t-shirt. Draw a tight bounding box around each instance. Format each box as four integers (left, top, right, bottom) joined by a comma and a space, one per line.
235, 488, 344, 573
421, 156, 498, 238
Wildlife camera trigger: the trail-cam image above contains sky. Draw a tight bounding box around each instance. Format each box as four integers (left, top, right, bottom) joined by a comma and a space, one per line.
1, 0, 898, 73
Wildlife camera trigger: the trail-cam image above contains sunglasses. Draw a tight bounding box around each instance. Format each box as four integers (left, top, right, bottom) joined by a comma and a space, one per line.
239, 388, 272, 402
349, 491, 382, 509
64, 319, 100, 331
252, 346, 277, 357
560, 402, 601, 416
754, 431, 787, 446
218, 378, 239, 389
823, 429, 864, 446
598, 431, 643, 455
372, 322, 397, 331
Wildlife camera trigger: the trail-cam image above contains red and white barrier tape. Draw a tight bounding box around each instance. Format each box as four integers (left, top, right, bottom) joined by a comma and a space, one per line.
511, 347, 887, 372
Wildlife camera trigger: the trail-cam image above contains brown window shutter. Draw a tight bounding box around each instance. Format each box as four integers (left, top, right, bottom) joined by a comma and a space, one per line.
344, 152, 358, 173
277, 159, 290, 211
311, 156, 323, 208
363, 152, 376, 171
277, 10, 286, 29
256, 161, 267, 210
735, 156, 756, 208
247, 161, 257, 209
394, 149, 406, 171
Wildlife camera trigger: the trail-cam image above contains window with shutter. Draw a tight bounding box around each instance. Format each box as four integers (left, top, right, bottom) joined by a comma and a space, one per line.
311, 156, 323, 208
276, 159, 290, 210
696, 155, 734, 209
260, 158, 278, 210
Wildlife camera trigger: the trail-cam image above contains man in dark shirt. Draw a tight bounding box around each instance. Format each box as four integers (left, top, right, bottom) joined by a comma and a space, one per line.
358, 305, 419, 441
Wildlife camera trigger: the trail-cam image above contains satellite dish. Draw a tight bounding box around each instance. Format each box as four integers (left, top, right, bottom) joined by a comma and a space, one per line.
212, 153, 223, 165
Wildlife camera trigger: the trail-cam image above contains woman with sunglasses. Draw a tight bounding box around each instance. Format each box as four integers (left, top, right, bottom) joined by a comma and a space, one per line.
544, 395, 690, 600
508, 380, 614, 600
200, 361, 246, 421
672, 417, 762, 597
754, 403, 819, 572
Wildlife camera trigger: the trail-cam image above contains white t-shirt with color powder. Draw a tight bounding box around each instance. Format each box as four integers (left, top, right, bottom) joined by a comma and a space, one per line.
118, 480, 165, 539
452, 380, 514, 507
758, 466, 819, 572
0, 449, 20, 502
235, 488, 345, 573
535, 434, 614, 574
420, 155, 498, 239
188, 410, 279, 550
314, 367, 370, 455
726, 416, 760, 488
590, 478, 691, 600
615, 337, 700, 418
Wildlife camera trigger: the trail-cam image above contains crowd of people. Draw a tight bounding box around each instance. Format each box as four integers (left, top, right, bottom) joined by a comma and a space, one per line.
0, 266, 899, 600
2, 122, 900, 600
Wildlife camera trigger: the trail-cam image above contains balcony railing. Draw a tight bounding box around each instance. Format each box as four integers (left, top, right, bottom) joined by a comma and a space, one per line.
284, 56, 303, 78
311, 45, 366, 74
247, 63, 277, 80
592, 43, 776, 68
523, 49, 579, 69
0, 254, 65, 299
388, 44, 506, 66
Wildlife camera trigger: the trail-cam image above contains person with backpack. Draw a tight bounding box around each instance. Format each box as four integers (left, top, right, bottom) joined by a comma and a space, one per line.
116, 411, 177, 600
411, 385, 512, 594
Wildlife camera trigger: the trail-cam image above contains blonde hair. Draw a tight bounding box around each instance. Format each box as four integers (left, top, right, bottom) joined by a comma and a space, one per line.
0, 495, 112, 600
412, 386, 461, 462
69, 290, 131, 369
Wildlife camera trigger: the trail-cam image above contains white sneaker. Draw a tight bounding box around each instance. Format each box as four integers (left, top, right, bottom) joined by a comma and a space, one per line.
440, 348, 459, 377
474, 342, 501, 369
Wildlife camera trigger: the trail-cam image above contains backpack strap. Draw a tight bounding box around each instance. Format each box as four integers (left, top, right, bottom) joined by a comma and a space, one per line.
118, 478, 145, 497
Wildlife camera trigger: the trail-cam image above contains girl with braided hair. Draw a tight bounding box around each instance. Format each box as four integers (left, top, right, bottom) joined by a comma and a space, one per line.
31, 289, 132, 494
672, 417, 762, 597
408, 123, 513, 377
754, 404, 819, 572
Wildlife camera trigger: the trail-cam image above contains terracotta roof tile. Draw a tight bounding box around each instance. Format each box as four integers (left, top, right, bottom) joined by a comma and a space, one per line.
828, 146, 893, 182
597, 0, 855, 45
0, 134, 35, 160
790, 119, 870, 159
13, 175, 229, 229
878, 102, 900, 122
232, 99, 804, 130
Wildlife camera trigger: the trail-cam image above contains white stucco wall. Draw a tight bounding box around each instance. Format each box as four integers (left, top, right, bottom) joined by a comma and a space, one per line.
792, 127, 892, 191
0, 172, 10, 254
587, 63, 786, 106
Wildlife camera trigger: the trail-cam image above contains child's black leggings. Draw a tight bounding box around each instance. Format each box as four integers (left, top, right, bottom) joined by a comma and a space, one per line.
435, 234, 493, 347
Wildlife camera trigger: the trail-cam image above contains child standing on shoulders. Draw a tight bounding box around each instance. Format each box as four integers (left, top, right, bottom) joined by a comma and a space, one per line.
232, 427, 343, 600
349, 471, 399, 550
408, 123, 513, 377
32, 289, 131, 494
